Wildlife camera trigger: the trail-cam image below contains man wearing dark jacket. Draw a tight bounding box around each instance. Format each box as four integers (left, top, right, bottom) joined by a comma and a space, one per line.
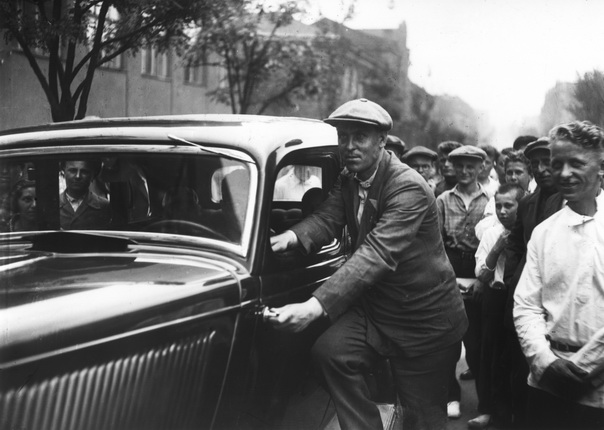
269, 99, 467, 430
60, 159, 111, 230
502, 137, 563, 427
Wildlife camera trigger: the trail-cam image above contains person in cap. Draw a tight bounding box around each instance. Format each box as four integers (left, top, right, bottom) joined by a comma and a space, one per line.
477, 144, 501, 198
403, 146, 438, 188
435, 145, 490, 419
385, 134, 407, 160
269, 98, 467, 430
514, 121, 604, 429
434, 141, 463, 197
501, 136, 564, 427
513, 135, 538, 152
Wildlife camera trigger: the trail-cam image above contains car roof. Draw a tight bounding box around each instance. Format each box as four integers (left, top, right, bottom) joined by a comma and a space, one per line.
0, 114, 338, 166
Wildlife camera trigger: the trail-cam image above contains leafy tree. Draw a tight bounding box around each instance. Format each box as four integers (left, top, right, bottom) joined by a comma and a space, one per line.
189, 0, 334, 115
1, 0, 216, 122
571, 70, 604, 127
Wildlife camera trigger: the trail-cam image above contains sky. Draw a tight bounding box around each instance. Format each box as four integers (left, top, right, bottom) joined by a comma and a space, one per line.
304, 0, 604, 148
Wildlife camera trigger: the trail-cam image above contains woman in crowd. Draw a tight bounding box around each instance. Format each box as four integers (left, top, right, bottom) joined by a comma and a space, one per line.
9, 179, 37, 232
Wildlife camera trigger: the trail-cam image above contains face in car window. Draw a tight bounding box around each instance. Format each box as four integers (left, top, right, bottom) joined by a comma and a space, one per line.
63, 160, 94, 198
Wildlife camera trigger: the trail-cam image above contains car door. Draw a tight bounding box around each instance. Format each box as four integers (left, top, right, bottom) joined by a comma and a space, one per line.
227, 148, 347, 429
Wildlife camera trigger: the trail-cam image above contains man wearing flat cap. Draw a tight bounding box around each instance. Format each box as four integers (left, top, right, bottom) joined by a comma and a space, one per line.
385, 134, 407, 160
500, 136, 564, 427
403, 146, 438, 188
269, 98, 467, 430
435, 145, 490, 419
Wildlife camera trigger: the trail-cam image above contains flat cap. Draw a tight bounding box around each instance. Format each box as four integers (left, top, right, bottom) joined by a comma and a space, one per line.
403, 145, 437, 161
324, 98, 393, 131
386, 134, 406, 149
523, 137, 550, 157
448, 145, 487, 161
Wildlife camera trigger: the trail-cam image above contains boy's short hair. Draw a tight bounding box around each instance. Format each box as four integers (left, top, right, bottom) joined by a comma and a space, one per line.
495, 183, 525, 202
504, 150, 531, 175
477, 144, 500, 162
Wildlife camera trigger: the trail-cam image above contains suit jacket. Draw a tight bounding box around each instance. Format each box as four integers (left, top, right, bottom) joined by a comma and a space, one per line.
60, 191, 111, 230
291, 151, 468, 358
502, 188, 563, 328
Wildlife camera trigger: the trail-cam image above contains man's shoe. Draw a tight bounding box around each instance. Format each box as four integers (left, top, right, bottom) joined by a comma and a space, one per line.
468, 414, 491, 429
447, 401, 461, 419
459, 369, 474, 380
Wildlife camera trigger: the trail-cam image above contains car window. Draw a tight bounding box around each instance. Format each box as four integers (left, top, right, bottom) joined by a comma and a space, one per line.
0, 153, 254, 246
273, 164, 322, 202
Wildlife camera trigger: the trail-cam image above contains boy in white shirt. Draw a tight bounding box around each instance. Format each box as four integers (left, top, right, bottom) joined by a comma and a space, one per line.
470, 183, 525, 429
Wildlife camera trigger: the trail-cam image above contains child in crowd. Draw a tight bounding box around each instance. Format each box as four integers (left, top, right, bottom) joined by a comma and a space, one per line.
469, 183, 525, 429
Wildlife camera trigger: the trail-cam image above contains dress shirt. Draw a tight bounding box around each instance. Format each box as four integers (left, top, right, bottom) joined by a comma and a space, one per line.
436, 184, 489, 252
355, 167, 378, 224
481, 176, 499, 199
514, 192, 604, 408
274, 169, 321, 201
65, 192, 84, 212
475, 220, 506, 286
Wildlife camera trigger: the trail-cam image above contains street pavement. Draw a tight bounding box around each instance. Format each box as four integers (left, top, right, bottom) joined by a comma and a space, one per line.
447, 352, 480, 430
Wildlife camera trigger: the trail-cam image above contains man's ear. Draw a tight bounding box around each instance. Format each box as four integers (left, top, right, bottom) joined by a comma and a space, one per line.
379, 133, 386, 148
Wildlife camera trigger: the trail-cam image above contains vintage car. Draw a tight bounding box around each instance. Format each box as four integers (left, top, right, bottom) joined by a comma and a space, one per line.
0, 115, 399, 430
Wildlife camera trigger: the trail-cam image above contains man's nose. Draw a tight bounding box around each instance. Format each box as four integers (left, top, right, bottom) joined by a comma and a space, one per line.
342, 137, 355, 150
559, 163, 572, 178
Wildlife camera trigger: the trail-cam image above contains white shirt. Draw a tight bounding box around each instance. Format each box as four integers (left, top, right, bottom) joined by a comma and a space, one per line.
274, 171, 321, 201
474, 220, 506, 286
514, 192, 604, 408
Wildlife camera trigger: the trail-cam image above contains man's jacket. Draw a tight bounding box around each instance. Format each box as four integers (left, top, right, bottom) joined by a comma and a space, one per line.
291, 151, 468, 358
60, 191, 111, 230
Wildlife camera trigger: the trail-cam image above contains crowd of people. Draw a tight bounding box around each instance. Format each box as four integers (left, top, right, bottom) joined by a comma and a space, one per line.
270, 98, 604, 430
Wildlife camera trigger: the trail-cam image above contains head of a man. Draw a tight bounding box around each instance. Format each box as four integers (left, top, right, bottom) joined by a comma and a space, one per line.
523, 137, 554, 192
494, 183, 524, 230
549, 121, 604, 209
513, 135, 538, 152
62, 159, 98, 198
324, 99, 392, 181
504, 150, 532, 191
496, 147, 514, 183
385, 135, 406, 160
449, 146, 486, 187
437, 141, 463, 182
477, 144, 499, 182
403, 146, 437, 182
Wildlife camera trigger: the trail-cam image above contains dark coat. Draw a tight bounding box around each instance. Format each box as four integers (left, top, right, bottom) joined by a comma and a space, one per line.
291, 151, 468, 358
503, 188, 563, 328
60, 191, 111, 230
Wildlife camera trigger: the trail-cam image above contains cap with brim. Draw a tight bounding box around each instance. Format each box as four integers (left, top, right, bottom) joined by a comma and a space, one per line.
524, 137, 550, 157
386, 135, 406, 149
403, 146, 437, 161
448, 145, 487, 161
324, 98, 393, 131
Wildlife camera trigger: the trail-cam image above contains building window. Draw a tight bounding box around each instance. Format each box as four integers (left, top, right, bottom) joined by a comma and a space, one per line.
184, 60, 207, 86
141, 46, 171, 79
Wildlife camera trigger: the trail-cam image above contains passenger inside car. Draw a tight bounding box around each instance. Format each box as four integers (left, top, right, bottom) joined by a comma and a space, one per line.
59, 159, 111, 230
161, 186, 203, 223
8, 179, 37, 232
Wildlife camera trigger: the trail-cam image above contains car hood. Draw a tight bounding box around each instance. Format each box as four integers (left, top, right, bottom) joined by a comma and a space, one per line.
0, 241, 242, 367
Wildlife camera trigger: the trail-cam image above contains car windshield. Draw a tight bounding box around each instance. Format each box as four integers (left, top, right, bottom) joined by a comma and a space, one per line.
0, 151, 254, 246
